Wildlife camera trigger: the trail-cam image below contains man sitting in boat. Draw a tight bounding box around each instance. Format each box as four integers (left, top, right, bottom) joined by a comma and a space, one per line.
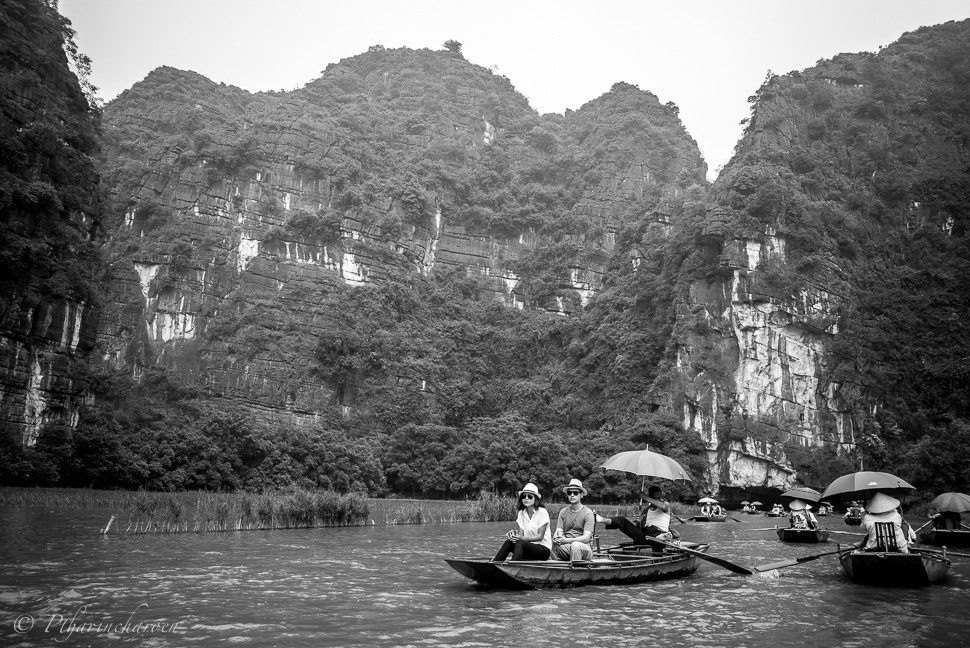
931, 508, 962, 530
551, 478, 595, 562
769, 503, 785, 516
787, 499, 819, 530
844, 502, 864, 520
855, 492, 916, 553
595, 485, 675, 544
711, 503, 723, 517
700, 502, 712, 517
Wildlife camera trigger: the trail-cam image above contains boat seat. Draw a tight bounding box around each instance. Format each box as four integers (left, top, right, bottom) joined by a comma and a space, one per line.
873, 521, 900, 552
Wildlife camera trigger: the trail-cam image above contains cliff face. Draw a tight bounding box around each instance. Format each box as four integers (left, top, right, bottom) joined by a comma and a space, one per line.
95, 51, 705, 420
0, 0, 103, 452
671, 19, 970, 492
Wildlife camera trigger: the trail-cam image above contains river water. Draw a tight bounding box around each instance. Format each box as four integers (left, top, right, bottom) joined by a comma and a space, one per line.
1, 507, 967, 647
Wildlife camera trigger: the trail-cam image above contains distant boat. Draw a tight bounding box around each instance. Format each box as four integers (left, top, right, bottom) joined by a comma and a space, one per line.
837, 547, 950, 586
844, 510, 863, 526
688, 515, 726, 522
776, 527, 830, 543
445, 543, 709, 589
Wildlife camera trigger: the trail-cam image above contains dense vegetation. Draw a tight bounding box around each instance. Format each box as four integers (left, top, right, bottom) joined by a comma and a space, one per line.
709, 21, 970, 492
3, 2, 969, 504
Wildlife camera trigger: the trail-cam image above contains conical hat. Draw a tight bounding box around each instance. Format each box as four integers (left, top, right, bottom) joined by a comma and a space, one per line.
788, 499, 809, 511
866, 492, 900, 515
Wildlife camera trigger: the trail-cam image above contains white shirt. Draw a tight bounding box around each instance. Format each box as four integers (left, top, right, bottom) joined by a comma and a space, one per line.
517, 507, 552, 550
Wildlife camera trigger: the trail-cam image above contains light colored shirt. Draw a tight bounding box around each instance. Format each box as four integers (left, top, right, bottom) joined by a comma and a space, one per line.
517, 508, 552, 550
860, 510, 913, 551
644, 502, 671, 532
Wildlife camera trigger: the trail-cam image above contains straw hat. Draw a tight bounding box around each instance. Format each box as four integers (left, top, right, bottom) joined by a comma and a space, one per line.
518, 483, 541, 499
562, 478, 588, 496
866, 492, 900, 515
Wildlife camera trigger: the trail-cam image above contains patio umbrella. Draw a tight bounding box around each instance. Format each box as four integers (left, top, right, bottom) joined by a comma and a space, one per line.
779, 487, 822, 504
929, 492, 970, 513
820, 471, 915, 503
599, 449, 692, 482
697, 497, 719, 504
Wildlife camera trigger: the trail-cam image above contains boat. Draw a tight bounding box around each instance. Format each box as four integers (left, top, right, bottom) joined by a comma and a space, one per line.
844, 512, 863, 526
688, 515, 726, 522
776, 527, 830, 543
445, 543, 709, 589
916, 528, 970, 547
836, 547, 950, 586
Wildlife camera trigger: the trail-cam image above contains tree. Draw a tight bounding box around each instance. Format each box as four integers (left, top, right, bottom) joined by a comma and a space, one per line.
443, 40, 463, 56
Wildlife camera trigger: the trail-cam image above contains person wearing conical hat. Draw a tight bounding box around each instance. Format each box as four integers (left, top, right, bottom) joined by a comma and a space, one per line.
856, 492, 916, 553
787, 498, 818, 530
551, 478, 595, 562
492, 483, 552, 562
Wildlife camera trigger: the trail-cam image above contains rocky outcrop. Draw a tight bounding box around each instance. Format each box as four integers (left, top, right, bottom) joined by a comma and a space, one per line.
94, 55, 705, 420
0, 0, 103, 449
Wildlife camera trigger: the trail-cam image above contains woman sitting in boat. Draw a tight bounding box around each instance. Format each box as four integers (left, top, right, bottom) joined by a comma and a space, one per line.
787, 499, 818, 530
492, 483, 552, 562
711, 503, 723, 517
769, 503, 785, 516
855, 492, 916, 553
596, 485, 675, 543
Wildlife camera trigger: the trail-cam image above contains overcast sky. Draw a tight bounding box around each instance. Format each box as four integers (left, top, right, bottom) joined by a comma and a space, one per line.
60, 0, 970, 180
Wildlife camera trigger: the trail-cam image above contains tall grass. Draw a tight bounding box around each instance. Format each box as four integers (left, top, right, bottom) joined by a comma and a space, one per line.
0, 487, 369, 534
370, 489, 517, 525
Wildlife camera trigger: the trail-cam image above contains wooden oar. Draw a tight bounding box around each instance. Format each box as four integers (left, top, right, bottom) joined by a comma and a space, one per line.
961, 523, 970, 531
638, 537, 752, 575
827, 529, 865, 537
747, 526, 782, 532
673, 514, 689, 524
754, 549, 842, 572
727, 515, 744, 523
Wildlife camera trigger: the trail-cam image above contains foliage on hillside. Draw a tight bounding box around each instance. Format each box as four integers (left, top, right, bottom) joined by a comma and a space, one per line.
702, 20, 970, 493
0, 0, 103, 304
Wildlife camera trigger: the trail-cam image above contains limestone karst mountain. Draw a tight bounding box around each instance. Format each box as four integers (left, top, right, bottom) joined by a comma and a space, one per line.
2, 2, 968, 498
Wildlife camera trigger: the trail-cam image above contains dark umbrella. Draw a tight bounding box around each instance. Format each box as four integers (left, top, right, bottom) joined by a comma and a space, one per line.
779, 487, 822, 504
929, 492, 970, 513
820, 471, 915, 503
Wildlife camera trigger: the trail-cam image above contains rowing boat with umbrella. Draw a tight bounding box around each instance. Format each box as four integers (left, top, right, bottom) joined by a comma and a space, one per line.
776, 486, 829, 543
917, 492, 970, 547
689, 497, 726, 522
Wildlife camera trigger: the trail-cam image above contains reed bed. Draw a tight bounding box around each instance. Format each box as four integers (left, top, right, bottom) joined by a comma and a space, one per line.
369, 489, 517, 525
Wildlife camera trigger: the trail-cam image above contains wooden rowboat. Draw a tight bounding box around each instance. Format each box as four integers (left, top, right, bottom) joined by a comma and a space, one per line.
776, 527, 830, 543
843, 515, 863, 526
688, 515, 726, 522
446, 543, 709, 589
916, 528, 970, 547
836, 547, 951, 586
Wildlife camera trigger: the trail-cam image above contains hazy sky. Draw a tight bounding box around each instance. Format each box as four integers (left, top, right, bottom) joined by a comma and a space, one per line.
60, 0, 970, 180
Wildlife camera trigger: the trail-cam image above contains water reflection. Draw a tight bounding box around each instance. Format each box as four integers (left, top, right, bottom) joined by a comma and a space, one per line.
0, 507, 967, 647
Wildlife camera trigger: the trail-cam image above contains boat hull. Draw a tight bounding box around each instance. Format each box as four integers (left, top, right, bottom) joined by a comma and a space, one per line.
776, 528, 830, 543
446, 544, 707, 589
844, 515, 863, 526
688, 515, 726, 522
837, 548, 950, 586
917, 528, 970, 547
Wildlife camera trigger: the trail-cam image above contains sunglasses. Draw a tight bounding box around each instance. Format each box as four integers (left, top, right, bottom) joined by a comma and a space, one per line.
566, 490, 582, 496
520, 494, 535, 499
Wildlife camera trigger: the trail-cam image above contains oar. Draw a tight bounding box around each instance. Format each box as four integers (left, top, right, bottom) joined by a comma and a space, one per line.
827, 529, 865, 537
638, 537, 752, 576
673, 514, 689, 524
912, 519, 935, 534
754, 549, 842, 572
727, 515, 744, 523
961, 523, 970, 531
747, 526, 783, 532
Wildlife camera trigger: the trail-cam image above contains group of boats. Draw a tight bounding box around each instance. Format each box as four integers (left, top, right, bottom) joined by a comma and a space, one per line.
446, 459, 969, 590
